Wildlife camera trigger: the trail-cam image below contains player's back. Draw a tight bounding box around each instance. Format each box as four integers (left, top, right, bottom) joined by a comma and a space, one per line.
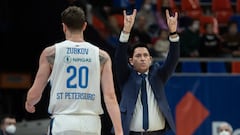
48, 40, 103, 116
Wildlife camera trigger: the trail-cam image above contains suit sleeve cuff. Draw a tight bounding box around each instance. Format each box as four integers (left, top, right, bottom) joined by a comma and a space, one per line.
169, 35, 180, 42
119, 31, 130, 43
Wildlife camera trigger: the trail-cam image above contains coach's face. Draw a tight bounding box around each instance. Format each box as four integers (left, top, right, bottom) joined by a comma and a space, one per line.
129, 47, 152, 73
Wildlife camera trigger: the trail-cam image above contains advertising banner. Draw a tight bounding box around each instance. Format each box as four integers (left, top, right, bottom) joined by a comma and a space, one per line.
165, 75, 240, 135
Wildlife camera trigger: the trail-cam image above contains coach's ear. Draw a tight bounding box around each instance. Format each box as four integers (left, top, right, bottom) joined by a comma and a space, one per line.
129, 58, 133, 66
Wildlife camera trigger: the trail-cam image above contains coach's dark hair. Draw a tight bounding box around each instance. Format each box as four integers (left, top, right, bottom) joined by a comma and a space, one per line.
128, 42, 151, 58
61, 6, 86, 31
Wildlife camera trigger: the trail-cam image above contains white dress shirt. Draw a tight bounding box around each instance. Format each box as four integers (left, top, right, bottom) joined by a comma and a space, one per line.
130, 73, 165, 132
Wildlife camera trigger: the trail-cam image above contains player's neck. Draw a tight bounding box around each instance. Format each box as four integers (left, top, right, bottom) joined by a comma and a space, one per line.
65, 33, 85, 42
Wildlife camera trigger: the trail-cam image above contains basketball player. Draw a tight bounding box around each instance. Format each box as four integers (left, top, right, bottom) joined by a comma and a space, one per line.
25, 6, 123, 135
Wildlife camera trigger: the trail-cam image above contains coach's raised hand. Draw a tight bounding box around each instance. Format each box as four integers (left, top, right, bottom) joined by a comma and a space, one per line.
122, 9, 137, 34
165, 9, 178, 37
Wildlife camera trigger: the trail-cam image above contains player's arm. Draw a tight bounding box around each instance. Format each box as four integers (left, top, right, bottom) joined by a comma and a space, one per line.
25, 46, 55, 113
100, 50, 123, 135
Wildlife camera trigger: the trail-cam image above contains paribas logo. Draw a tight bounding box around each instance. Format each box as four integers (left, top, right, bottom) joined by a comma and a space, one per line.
64, 56, 71, 63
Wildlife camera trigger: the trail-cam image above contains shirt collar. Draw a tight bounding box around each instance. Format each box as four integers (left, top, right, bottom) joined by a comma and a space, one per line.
137, 71, 149, 76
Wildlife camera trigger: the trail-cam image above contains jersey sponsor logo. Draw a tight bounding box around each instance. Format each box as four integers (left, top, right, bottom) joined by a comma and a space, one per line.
64, 56, 92, 63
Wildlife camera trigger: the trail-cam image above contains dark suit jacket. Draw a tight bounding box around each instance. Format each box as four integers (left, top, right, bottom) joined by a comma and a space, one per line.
114, 40, 180, 135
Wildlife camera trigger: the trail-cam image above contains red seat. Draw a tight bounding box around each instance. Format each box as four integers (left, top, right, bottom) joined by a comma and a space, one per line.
156, 0, 179, 12
110, 14, 124, 29
92, 15, 106, 32
212, 0, 232, 11
181, 0, 203, 19
236, 0, 240, 14
211, 0, 234, 26
231, 62, 240, 73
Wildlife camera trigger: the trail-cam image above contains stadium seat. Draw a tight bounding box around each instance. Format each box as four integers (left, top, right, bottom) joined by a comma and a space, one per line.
231, 61, 240, 73
236, 0, 240, 14
206, 61, 227, 73
181, 0, 203, 19
181, 61, 202, 73
92, 15, 106, 32
211, 0, 234, 26
109, 14, 124, 29
156, 0, 179, 12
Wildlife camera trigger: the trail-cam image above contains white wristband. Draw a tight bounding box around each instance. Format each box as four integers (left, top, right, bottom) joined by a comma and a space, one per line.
169, 35, 180, 42
119, 31, 130, 43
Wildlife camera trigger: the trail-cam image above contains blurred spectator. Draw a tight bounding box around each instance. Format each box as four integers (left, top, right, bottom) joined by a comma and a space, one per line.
104, 15, 122, 48
217, 122, 233, 135
155, 10, 168, 31
130, 15, 152, 44
153, 29, 170, 58
180, 18, 201, 57
178, 15, 193, 32
147, 23, 161, 40
199, 23, 222, 57
0, 114, 17, 135
137, 0, 158, 30
88, 0, 114, 20
220, 20, 240, 57
87, 0, 123, 35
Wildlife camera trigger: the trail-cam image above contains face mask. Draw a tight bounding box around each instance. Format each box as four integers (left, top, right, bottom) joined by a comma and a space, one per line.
5, 124, 16, 134
192, 23, 200, 31
219, 131, 230, 135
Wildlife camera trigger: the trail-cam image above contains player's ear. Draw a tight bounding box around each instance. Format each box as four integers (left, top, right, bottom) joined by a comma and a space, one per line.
62, 23, 67, 33
82, 22, 87, 31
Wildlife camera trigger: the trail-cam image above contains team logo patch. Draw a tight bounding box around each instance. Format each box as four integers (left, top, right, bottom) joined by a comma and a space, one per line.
64, 56, 71, 63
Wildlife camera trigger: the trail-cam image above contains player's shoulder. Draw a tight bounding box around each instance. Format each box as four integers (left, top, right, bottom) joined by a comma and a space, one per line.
42, 44, 55, 56
99, 49, 110, 59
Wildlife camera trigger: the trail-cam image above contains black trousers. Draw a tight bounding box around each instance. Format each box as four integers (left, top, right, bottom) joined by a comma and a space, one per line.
130, 130, 165, 135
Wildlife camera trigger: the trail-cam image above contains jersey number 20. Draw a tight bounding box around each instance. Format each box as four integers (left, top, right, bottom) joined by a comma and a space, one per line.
66, 66, 89, 89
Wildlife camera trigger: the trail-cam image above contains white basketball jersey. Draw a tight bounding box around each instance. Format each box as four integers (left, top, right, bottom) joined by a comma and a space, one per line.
48, 40, 103, 116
